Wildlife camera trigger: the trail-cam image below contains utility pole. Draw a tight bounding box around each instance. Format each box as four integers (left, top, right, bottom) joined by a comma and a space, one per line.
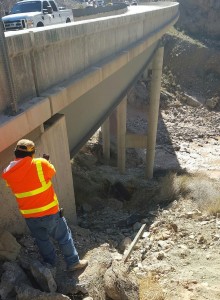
0, 8, 18, 114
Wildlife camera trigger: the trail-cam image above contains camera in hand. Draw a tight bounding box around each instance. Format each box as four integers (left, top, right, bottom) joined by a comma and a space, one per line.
43, 154, 50, 161
59, 208, 64, 218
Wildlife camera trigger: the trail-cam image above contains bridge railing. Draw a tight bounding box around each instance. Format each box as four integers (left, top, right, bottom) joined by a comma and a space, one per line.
72, 3, 127, 18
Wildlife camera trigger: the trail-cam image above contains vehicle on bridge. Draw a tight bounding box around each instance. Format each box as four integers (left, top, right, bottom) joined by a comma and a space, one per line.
96, 0, 105, 7
2, 0, 74, 31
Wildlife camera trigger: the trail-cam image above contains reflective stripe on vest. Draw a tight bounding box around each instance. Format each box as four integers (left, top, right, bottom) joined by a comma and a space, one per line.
20, 195, 58, 215
15, 160, 52, 198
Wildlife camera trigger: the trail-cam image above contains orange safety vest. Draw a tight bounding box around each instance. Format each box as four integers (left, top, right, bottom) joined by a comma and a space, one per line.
2, 157, 59, 218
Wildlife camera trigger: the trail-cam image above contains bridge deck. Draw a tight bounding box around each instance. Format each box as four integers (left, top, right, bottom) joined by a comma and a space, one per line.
0, 2, 179, 153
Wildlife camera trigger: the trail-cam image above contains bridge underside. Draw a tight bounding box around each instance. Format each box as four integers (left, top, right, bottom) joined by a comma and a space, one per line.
0, 3, 179, 233
62, 42, 157, 154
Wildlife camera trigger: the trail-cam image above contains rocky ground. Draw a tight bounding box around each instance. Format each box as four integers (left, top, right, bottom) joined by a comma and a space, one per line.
0, 26, 220, 300
70, 71, 220, 299
1, 73, 218, 299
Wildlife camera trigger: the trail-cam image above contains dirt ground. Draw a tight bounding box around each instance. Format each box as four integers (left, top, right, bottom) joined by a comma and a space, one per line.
2, 74, 219, 300
69, 27, 220, 298
68, 90, 220, 299
126, 84, 220, 299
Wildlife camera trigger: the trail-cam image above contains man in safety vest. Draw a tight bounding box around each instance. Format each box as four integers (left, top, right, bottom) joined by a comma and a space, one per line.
2, 139, 88, 272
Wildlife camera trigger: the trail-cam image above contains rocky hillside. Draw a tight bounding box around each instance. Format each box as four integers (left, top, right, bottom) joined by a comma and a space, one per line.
177, 0, 220, 40
160, 0, 220, 107
163, 28, 220, 104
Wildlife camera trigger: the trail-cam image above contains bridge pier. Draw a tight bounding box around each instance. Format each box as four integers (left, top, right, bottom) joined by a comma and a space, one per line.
113, 47, 164, 178
101, 117, 110, 162
117, 96, 127, 174
40, 114, 77, 224
146, 47, 164, 179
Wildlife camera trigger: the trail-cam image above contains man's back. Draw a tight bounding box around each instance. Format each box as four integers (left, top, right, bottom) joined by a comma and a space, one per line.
2, 157, 59, 218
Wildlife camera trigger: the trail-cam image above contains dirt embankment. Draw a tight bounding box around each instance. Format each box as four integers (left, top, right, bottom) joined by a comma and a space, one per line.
177, 0, 220, 41
163, 28, 220, 103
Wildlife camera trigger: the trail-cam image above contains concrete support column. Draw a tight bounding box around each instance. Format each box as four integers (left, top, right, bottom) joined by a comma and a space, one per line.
117, 96, 127, 174
101, 117, 110, 162
40, 114, 77, 224
146, 47, 164, 179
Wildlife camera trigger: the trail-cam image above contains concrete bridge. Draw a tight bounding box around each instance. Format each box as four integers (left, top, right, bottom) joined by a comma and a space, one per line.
0, 2, 179, 233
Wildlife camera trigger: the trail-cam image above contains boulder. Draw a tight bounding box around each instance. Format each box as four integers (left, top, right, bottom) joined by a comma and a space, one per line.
30, 260, 57, 292
117, 213, 144, 228
104, 261, 138, 300
0, 230, 21, 261
206, 96, 219, 109
77, 243, 113, 299
56, 273, 87, 295
16, 283, 71, 300
0, 262, 30, 300
184, 93, 201, 107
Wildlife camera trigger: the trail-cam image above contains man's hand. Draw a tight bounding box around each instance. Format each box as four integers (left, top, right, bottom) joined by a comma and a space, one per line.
43, 154, 50, 161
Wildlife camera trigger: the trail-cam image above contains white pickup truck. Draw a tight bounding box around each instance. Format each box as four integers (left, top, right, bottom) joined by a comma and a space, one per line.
2, 0, 74, 31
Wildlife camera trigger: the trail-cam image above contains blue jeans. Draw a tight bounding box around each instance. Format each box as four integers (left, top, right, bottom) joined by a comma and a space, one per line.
25, 212, 79, 268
